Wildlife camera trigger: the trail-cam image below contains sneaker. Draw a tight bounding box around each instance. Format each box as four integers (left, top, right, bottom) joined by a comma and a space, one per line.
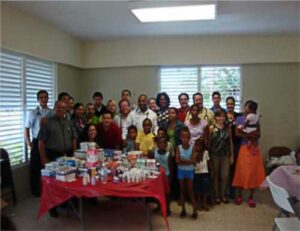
180, 210, 187, 218
247, 198, 256, 208
234, 196, 243, 205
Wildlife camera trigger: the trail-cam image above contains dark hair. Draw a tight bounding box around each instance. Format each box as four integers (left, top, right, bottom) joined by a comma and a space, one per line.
93, 91, 103, 99
121, 89, 131, 96
190, 104, 200, 111
212, 91, 221, 98
195, 137, 205, 147
128, 125, 137, 133
178, 93, 189, 101
37, 90, 48, 100
157, 127, 167, 135
73, 102, 84, 111
180, 127, 191, 136
192, 92, 203, 102
214, 109, 226, 117
156, 136, 167, 144
245, 100, 258, 113
143, 118, 152, 126
226, 96, 235, 103
168, 107, 178, 114
102, 111, 113, 118
155, 92, 170, 108
138, 94, 148, 100
58, 92, 69, 100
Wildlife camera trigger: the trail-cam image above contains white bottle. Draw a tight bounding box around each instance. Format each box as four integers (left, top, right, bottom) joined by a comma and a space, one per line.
101, 163, 108, 184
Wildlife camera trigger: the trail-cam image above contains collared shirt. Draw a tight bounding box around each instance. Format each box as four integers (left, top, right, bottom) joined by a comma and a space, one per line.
136, 131, 155, 154
178, 107, 190, 123
210, 106, 227, 113
96, 122, 122, 149
25, 106, 53, 139
114, 113, 129, 131
122, 108, 158, 140
185, 107, 215, 126
38, 116, 76, 153
94, 104, 107, 117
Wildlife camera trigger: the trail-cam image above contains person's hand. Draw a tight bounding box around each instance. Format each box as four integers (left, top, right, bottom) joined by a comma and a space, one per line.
28, 142, 33, 149
122, 139, 128, 147
40, 156, 49, 167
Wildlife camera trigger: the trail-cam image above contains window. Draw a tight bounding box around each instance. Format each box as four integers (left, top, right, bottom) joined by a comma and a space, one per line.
0, 50, 56, 166
160, 66, 241, 110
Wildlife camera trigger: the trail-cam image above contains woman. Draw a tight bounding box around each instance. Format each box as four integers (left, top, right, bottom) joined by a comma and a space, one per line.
84, 124, 100, 147
148, 97, 158, 111
106, 99, 118, 119
225, 96, 242, 199
71, 103, 87, 147
232, 100, 265, 208
184, 104, 208, 146
85, 103, 100, 125
155, 92, 171, 128
209, 109, 233, 204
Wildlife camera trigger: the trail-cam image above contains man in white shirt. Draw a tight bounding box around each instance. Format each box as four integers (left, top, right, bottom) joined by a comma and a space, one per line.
122, 94, 158, 140
25, 90, 53, 197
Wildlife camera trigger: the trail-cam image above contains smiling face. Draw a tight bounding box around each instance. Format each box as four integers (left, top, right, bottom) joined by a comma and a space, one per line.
55, 101, 67, 118
142, 119, 152, 134
87, 104, 95, 116
215, 112, 226, 125
102, 112, 112, 127
179, 94, 189, 108
88, 125, 97, 140
168, 108, 177, 121
107, 101, 117, 114
121, 90, 131, 101
159, 95, 167, 108
38, 92, 49, 108
190, 105, 200, 119
148, 98, 157, 111
94, 96, 102, 107
226, 98, 235, 112
120, 100, 130, 115
180, 130, 191, 146
212, 94, 221, 107
75, 105, 85, 118
193, 95, 203, 109
138, 95, 148, 112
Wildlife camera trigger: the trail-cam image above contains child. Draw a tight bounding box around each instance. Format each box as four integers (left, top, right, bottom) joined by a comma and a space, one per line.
238, 101, 259, 154
123, 125, 137, 153
135, 118, 155, 158
176, 127, 197, 219
154, 127, 175, 157
151, 136, 173, 216
193, 138, 211, 211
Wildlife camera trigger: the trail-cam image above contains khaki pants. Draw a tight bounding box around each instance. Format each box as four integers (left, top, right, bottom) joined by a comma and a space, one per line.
211, 155, 230, 199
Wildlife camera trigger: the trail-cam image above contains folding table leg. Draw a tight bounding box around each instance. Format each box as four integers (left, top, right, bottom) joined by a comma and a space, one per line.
142, 198, 152, 231
79, 197, 84, 230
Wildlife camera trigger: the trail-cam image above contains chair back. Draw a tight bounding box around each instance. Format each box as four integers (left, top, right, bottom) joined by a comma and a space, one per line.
267, 177, 294, 214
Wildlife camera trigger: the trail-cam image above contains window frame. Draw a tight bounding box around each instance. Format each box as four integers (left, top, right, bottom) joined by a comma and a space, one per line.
159, 64, 243, 111
0, 48, 57, 167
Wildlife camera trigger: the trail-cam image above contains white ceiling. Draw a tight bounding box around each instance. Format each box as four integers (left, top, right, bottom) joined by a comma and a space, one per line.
6, 1, 300, 41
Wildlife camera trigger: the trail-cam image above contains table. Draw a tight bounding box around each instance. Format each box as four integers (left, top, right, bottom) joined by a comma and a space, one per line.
260, 165, 300, 200
37, 171, 169, 230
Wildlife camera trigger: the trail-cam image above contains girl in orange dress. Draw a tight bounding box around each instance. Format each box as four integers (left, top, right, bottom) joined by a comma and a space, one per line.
232, 100, 265, 208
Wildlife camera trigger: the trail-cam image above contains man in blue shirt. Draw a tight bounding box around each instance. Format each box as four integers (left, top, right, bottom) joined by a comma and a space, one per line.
210, 91, 227, 113
25, 90, 53, 197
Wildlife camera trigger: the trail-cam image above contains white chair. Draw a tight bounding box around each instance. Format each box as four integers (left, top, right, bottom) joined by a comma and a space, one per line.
267, 177, 300, 231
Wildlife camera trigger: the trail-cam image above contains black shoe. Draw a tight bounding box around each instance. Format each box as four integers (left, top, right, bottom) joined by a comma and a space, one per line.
180, 210, 186, 218
49, 208, 59, 218
192, 212, 198, 219
166, 209, 171, 217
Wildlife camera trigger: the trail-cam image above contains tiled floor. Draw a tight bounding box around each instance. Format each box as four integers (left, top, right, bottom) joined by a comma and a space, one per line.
4, 190, 278, 231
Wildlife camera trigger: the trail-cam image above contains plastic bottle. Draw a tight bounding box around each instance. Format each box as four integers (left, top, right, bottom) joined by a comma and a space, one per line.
100, 163, 108, 184
91, 168, 97, 185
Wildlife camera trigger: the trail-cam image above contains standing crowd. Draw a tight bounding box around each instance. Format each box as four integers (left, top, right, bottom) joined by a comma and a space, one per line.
25, 89, 265, 219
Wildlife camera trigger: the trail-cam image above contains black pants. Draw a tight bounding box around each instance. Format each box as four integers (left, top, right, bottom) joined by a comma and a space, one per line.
30, 139, 42, 197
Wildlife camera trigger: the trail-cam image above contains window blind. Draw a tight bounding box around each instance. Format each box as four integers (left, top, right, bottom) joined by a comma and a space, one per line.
160, 67, 198, 108
0, 52, 25, 166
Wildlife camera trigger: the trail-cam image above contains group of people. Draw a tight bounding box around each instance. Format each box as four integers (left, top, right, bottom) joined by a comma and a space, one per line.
25, 89, 266, 219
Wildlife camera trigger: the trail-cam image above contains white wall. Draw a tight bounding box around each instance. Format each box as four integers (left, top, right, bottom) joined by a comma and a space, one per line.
83, 35, 299, 68
1, 3, 83, 67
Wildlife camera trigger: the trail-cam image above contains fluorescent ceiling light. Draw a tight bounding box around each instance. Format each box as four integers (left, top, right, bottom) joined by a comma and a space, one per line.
131, 4, 216, 23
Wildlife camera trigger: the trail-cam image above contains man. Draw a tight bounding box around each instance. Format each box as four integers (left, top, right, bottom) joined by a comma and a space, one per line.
211, 91, 227, 113
93, 91, 107, 117
25, 90, 53, 197
58, 92, 72, 120
185, 92, 215, 126
96, 111, 122, 149
177, 93, 190, 122
122, 94, 158, 140
121, 89, 137, 110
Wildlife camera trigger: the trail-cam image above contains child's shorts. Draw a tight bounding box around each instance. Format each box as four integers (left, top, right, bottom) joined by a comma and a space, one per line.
193, 173, 210, 194
177, 169, 194, 180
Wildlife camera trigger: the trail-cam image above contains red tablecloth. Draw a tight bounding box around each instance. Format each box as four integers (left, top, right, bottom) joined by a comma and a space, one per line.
37, 171, 169, 229
260, 165, 300, 200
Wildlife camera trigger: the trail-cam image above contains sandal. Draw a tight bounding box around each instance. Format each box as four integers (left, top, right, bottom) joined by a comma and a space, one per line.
222, 198, 229, 204
247, 198, 256, 208
234, 196, 243, 205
